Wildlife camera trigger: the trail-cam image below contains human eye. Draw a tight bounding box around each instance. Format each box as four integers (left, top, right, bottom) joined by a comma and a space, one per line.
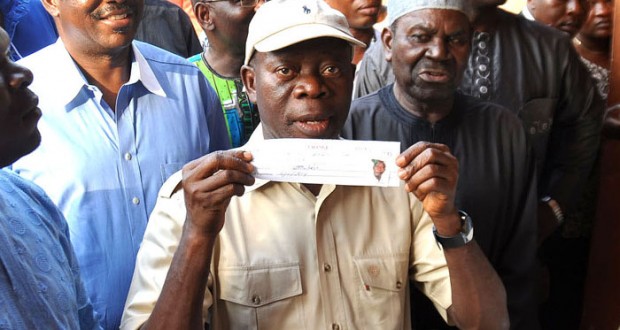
409, 32, 431, 43
322, 65, 342, 77
275, 66, 295, 78
448, 34, 469, 46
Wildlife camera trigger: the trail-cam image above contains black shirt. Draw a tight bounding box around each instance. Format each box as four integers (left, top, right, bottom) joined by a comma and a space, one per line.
342, 85, 539, 330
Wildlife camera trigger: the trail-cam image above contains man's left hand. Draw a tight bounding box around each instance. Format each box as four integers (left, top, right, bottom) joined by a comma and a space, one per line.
396, 142, 460, 233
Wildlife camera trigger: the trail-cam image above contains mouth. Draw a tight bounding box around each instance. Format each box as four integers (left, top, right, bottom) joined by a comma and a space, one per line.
595, 20, 612, 30
357, 3, 381, 16
102, 13, 131, 20
94, 6, 135, 28
419, 69, 452, 83
559, 21, 580, 34
22, 106, 42, 126
292, 116, 332, 138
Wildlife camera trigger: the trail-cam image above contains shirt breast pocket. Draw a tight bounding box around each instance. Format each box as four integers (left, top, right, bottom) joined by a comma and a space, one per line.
216, 263, 306, 330
160, 162, 184, 183
353, 255, 408, 328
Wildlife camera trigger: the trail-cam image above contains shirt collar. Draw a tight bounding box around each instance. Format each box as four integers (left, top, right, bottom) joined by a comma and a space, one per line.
54, 39, 166, 106
521, 6, 535, 21
128, 43, 167, 98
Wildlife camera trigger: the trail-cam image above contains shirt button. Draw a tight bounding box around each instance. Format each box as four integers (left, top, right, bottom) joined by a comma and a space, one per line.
124, 153, 132, 161
323, 263, 332, 272
479, 86, 488, 94
479, 64, 487, 72
132, 197, 140, 205
396, 281, 403, 289
479, 41, 487, 49
332, 323, 341, 330
252, 295, 261, 305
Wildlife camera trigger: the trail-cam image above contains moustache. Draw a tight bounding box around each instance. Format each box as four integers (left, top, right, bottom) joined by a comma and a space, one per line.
91, 3, 135, 19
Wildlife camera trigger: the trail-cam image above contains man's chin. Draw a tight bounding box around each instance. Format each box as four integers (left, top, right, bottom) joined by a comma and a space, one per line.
410, 87, 455, 103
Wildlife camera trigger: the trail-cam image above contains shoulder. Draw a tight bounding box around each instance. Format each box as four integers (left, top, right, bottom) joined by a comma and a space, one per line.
457, 93, 524, 133
498, 10, 572, 51
362, 39, 386, 66
17, 42, 59, 69
187, 53, 202, 64
350, 91, 384, 114
0, 170, 67, 229
134, 41, 201, 72
0, 169, 46, 200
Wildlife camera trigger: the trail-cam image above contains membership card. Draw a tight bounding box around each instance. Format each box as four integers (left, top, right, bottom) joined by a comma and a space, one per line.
248, 139, 402, 187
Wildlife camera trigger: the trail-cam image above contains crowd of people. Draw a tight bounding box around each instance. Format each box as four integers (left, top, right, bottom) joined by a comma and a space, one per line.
0, 0, 615, 329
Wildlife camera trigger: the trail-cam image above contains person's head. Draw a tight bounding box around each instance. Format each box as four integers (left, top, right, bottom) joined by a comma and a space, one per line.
578, 0, 613, 40
372, 159, 386, 179
241, 0, 364, 140
383, 0, 472, 106
41, 0, 144, 56
0, 27, 41, 168
527, 0, 588, 36
193, 0, 264, 56
323, 0, 382, 30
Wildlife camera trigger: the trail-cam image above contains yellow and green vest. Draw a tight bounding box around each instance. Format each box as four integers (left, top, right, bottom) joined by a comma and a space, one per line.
189, 53, 260, 148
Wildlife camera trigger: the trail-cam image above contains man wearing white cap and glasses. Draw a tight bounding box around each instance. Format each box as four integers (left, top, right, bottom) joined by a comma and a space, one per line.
121, 1, 509, 329
342, 0, 539, 329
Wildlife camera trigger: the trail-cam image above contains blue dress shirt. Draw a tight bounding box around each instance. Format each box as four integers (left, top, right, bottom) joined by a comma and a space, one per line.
0, 169, 100, 329
12, 40, 230, 329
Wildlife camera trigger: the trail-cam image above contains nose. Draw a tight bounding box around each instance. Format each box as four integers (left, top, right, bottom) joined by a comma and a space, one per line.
293, 72, 327, 99
568, 0, 585, 16
8, 63, 33, 90
425, 38, 449, 60
594, 1, 612, 16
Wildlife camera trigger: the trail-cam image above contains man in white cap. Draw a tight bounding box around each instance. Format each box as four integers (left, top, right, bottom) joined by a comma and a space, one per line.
120, 1, 509, 329
342, 1, 538, 329
354, 2, 604, 327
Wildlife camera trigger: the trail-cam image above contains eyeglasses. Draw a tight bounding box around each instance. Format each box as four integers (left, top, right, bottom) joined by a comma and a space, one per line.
203, 0, 261, 7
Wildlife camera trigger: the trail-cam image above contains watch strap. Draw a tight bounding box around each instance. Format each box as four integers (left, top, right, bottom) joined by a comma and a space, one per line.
432, 210, 474, 249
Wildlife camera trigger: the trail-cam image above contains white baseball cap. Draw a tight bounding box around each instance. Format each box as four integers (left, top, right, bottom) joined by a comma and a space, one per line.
244, 0, 366, 65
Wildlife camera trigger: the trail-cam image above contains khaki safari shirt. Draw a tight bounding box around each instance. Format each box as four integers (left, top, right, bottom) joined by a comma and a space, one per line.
121, 126, 452, 330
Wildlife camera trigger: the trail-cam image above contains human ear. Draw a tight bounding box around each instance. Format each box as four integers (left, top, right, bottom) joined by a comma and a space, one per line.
195, 2, 215, 32
41, 0, 60, 17
240, 65, 257, 103
382, 27, 394, 62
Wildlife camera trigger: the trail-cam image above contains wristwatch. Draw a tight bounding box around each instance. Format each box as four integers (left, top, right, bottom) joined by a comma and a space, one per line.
540, 196, 564, 225
432, 210, 474, 249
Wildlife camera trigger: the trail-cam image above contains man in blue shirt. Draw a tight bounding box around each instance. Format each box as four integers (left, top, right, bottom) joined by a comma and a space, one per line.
10, 0, 231, 328
0, 26, 99, 329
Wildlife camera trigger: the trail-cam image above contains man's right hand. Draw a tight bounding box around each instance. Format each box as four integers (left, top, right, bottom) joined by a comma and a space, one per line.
181, 150, 255, 238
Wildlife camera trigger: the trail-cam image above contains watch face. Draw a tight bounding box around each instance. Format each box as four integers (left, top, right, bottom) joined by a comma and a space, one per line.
433, 211, 474, 249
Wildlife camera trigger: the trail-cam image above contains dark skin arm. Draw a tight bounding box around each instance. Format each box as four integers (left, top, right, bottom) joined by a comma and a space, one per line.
539, 103, 620, 244
141, 150, 255, 330
602, 103, 620, 139
397, 142, 509, 330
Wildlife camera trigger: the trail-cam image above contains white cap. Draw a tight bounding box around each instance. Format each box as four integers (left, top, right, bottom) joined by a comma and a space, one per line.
387, 0, 473, 27
244, 0, 366, 65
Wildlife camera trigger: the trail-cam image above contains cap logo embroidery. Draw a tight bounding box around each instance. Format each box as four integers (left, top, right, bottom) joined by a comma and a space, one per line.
303, 5, 311, 14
